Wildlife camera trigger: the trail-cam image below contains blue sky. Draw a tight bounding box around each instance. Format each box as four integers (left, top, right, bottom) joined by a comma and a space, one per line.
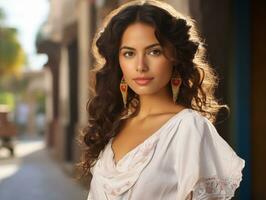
0, 0, 50, 70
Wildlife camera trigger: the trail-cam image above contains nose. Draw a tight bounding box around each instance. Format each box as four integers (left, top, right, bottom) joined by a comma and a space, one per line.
136, 54, 148, 72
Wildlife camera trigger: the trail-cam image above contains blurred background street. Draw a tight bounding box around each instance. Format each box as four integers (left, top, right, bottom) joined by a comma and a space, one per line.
0, 0, 265, 199
0, 136, 87, 200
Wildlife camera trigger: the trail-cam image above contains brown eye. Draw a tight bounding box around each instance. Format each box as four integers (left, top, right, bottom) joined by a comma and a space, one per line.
123, 51, 135, 58
148, 49, 162, 56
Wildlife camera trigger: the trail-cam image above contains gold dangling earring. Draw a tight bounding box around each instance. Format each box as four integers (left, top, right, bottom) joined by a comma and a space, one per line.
171, 77, 182, 103
120, 76, 128, 108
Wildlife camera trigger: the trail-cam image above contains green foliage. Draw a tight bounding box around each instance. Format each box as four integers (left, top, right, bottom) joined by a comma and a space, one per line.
0, 91, 15, 111
0, 8, 26, 77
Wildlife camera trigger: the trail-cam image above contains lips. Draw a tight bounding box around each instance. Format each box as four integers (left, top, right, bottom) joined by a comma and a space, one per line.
133, 77, 154, 86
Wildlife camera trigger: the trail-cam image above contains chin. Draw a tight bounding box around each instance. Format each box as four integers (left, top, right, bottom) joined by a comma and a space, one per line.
131, 87, 159, 96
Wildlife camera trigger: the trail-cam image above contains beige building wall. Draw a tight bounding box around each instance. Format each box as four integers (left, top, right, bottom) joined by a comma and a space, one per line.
72, 0, 91, 164
44, 68, 53, 124
59, 46, 70, 126
77, 0, 90, 127
54, 46, 71, 160
166, 0, 190, 16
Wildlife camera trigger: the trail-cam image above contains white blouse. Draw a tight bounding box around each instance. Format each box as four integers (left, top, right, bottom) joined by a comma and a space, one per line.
87, 108, 245, 200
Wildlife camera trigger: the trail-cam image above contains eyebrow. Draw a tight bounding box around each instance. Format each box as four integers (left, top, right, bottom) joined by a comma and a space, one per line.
119, 43, 161, 51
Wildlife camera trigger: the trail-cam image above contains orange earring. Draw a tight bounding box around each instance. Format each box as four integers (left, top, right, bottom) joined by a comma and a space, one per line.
171, 77, 182, 103
120, 76, 128, 108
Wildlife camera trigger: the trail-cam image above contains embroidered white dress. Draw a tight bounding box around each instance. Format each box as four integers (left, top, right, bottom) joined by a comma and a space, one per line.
87, 109, 245, 200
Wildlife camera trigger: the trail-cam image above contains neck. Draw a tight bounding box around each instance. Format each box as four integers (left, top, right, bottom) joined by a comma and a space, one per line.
136, 87, 174, 119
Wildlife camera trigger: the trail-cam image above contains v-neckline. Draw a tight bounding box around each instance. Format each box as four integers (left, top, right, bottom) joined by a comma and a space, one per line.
110, 108, 190, 166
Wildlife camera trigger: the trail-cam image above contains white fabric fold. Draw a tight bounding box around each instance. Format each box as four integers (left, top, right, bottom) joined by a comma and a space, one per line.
94, 135, 159, 198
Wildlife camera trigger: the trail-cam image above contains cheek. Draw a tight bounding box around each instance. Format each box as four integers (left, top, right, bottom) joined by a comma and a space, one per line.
119, 54, 126, 69
119, 60, 128, 75
157, 65, 172, 75
119, 56, 135, 74
119, 56, 126, 74
153, 60, 173, 79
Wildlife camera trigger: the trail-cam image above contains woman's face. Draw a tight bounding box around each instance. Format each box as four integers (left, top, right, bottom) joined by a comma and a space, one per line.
119, 22, 174, 96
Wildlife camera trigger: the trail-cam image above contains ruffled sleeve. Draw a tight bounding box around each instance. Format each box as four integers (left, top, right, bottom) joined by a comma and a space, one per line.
176, 112, 245, 200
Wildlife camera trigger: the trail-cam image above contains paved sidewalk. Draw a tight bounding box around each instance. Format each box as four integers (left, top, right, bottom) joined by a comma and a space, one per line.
0, 138, 88, 200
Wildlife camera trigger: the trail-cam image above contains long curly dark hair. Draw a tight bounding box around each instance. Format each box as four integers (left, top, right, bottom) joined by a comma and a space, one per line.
79, 0, 227, 176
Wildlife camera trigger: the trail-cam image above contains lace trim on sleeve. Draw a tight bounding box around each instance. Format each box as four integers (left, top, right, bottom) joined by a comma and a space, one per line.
192, 176, 242, 200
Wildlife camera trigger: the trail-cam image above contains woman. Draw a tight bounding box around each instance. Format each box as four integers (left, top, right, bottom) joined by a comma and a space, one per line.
81, 0, 245, 199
